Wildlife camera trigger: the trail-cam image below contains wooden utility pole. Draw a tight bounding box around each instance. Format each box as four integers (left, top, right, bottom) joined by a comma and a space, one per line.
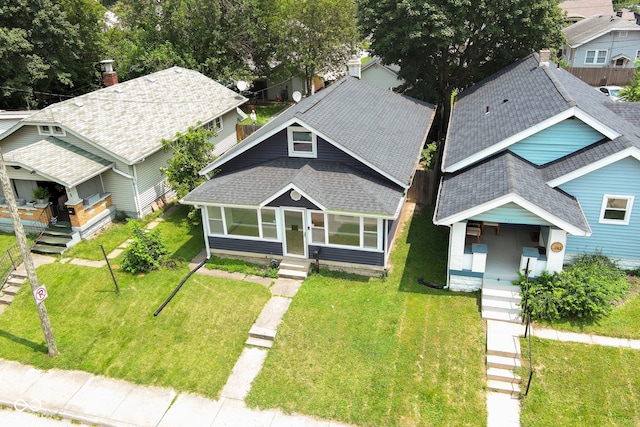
0, 150, 58, 357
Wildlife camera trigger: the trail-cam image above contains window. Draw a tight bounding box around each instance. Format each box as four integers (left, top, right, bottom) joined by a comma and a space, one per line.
585, 50, 607, 64
208, 206, 224, 234
224, 207, 259, 237
636, 50, 640, 60
287, 126, 317, 158
310, 212, 326, 244
599, 195, 634, 225
618, 31, 628, 37
363, 217, 379, 249
260, 208, 278, 239
204, 116, 222, 131
38, 125, 65, 137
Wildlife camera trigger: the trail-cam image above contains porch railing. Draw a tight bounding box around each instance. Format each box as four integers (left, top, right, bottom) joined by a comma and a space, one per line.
23, 203, 54, 237
0, 242, 23, 293
522, 258, 534, 396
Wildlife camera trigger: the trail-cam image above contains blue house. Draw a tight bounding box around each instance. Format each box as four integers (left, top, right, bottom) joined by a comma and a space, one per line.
182, 76, 435, 275
434, 51, 640, 295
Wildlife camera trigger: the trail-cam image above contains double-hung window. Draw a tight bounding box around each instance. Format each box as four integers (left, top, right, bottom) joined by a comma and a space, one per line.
585, 50, 607, 65
38, 125, 65, 137
287, 126, 317, 157
204, 117, 223, 131
599, 195, 634, 225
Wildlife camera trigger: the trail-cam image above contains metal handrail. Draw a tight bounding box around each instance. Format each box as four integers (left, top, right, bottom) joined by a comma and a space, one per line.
0, 242, 22, 293
23, 203, 54, 238
522, 258, 534, 396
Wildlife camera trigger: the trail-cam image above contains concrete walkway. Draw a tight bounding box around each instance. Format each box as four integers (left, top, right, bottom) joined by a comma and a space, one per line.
486, 320, 640, 427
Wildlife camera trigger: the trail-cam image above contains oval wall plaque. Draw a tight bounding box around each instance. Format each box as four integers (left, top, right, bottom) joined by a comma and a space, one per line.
550, 242, 564, 253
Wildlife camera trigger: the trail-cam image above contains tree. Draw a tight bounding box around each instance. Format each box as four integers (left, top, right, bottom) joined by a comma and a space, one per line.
255, 0, 359, 95
0, 0, 106, 109
108, 0, 255, 82
121, 221, 169, 274
161, 126, 216, 200
358, 0, 566, 120
620, 59, 640, 101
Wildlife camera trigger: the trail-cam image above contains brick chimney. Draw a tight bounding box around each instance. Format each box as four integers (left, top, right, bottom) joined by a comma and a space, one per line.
347, 55, 361, 79
100, 59, 119, 87
538, 48, 551, 67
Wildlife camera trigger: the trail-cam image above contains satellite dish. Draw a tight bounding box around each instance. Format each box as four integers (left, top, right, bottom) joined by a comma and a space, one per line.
236, 80, 248, 91
292, 91, 302, 103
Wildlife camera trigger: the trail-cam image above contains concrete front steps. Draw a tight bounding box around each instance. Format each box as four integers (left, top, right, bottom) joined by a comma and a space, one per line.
482, 280, 522, 323
486, 320, 523, 398
0, 270, 27, 313
245, 296, 293, 348
31, 222, 79, 255
277, 259, 310, 280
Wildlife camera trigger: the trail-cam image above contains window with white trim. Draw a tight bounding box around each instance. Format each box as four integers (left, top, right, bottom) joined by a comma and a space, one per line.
207, 206, 278, 239
287, 126, 317, 158
310, 212, 326, 244
585, 50, 607, 64
618, 31, 628, 37
599, 195, 634, 225
38, 125, 65, 137
261, 208, 278, 239
310, 211, 381, 250
204, 116, 223, 131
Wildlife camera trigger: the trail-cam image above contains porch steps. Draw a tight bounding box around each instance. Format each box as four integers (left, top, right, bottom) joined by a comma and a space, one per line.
0, 271, 27, 308
482, 280, 522, 323
277, 259, 310, 280
31, 222, 76, 256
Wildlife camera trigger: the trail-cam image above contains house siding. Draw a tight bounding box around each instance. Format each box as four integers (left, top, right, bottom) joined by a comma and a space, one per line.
560, 157, 640, 261
212, 110, 240, 156
308, 244, 385, 266
209, 235, 283, 256
470, 202, 554, 226
134, 149, 172, 215
509, 119, 605, 165
102, 166, 138, 216
267, 193, 320, 210
572, 32, 640, 68
361, 63, 403, 90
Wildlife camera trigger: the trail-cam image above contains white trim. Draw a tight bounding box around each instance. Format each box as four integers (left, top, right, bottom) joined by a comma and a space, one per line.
547, 148, 640, 186
444, 108, 620, 173
599, 194, 634, 225
433, 193, 591, 236
585, 49, 608, 65
37, 124, 66, 137
287, 126, 317, 158
282, 208, 307, 257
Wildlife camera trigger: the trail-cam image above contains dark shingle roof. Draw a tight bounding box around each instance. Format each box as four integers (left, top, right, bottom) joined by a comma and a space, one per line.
564, 14, 640, 47
183, 158, 403, 216
435, 152, 590, 233
212, 76, 434, 186
605, 102, 640, 128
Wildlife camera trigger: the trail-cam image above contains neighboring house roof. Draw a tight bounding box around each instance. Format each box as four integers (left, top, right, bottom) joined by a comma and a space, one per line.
202, 76, 434, 188
0, 110, 35, 134
605, 102, 640, 127
7, 67, 247, 165
2, 137, 113, 188
183, 158, 403, 216
361, 57, 401, 76
564, 14, 640, 47
559, 0, 615, 21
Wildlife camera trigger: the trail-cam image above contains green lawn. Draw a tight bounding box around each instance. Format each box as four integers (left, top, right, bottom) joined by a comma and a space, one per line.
246, 207, 487, 426
521, 338, 640, 427
0, 263, 270, 397
240, 104, 288, 126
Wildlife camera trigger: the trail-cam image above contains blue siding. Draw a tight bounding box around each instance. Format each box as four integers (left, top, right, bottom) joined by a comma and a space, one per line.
267, 192, 320, 209
308, 245, 385, 266
470, 202, 553, 225
509, 119, 604, 165
209, 236, 283, 256
559, 157, 640, 260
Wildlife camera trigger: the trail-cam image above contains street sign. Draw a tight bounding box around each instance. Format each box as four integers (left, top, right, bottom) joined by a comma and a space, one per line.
33, 285, 48, 303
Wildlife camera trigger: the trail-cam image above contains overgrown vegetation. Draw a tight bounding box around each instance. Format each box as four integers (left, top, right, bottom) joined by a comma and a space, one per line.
421, 142, 438, 169
518, 253, 630, 321
121, 221, 169, 274
206, 255, 278, 278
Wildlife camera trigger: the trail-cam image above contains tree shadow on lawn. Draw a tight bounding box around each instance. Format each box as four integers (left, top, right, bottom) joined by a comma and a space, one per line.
0, 329, 48, 354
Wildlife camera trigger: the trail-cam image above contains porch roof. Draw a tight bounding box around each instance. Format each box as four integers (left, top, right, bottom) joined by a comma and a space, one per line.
183, 158, 403, 216
3, 137, 113, 188
434, 152, 591, 234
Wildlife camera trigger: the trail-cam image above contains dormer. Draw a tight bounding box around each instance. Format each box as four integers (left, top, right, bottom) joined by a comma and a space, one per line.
287, 125, 317, 158
37, 124, 65, 137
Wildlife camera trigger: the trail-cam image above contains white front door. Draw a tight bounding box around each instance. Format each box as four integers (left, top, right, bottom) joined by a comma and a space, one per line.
283, 209, 306, 257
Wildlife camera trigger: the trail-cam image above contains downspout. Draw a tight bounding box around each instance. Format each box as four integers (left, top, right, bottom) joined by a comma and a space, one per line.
111, 166, 142, 217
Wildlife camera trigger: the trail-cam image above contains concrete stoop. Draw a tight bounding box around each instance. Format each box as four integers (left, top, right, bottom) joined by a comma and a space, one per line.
486, 320, 523, 399
0, 271, 27, 308
482, 280, 522, 323
277, 259, 310, 280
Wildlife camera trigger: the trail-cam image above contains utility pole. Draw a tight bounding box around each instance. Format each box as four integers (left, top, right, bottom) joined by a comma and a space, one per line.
0, 150, 58, 357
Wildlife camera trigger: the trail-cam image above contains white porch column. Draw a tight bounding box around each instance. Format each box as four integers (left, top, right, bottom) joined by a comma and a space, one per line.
449, 222, 467, 271
545, 228, 567, 273
66, 186, 81, 205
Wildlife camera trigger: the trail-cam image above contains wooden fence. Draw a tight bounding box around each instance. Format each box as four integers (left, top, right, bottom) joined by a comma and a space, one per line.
236, 124, 261, 141
566, 67, 634, 87
407, 169, 439, 206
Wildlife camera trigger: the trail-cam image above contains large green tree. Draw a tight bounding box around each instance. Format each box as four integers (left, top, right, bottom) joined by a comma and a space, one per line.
0, 0, 106, 109
255, 0, 359, 95
108, 0, 254, 82
358, 0, 566, 117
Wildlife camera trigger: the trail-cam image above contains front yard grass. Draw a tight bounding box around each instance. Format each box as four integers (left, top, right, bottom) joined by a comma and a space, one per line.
246, 207, 487, 426
0, 262, 270, 397
521, 338, 640, 427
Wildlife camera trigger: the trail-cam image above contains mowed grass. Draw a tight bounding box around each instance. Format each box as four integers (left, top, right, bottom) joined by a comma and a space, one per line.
0, 263, 270, 397
521, 338, 640, 427
246, 207, 487, 426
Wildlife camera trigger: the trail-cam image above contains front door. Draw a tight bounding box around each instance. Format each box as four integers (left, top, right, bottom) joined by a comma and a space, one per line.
283, 209, 306, 257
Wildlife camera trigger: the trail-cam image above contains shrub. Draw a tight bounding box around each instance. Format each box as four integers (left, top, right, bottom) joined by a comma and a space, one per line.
518, 253, 630, 321
121, 221, 169, 274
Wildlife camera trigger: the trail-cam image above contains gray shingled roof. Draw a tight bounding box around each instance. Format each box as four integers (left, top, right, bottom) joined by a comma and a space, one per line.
2, 137, 113, 188
183, 158, 403, 216
435, 152, 591, 233
605, 102, 640, 128
564, 14, 640, 47
560, 0, 615, 20
22, 67, 247, 164
212, 76, 434, 186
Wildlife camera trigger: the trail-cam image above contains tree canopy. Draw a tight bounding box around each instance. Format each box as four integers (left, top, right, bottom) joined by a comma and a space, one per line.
358, 0, 566, 114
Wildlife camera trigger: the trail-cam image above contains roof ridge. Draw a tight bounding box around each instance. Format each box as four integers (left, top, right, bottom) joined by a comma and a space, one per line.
541, 65, 577, 106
